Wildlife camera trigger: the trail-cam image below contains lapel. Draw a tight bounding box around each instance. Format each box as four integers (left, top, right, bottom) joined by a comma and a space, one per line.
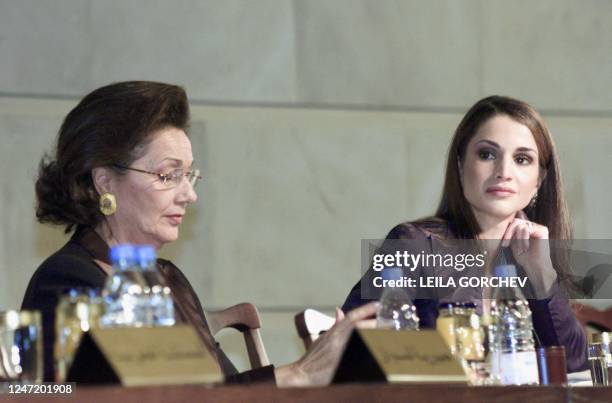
72, 226, 112, 275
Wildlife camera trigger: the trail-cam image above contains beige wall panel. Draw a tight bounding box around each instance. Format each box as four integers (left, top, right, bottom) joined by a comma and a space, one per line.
482, 0, 612, 111
0, 106, 70, 309
0, 1, 297, 102
547, 116, 612, 239
165, 107, 418, 308
89, 0, 297, 102
0, 0, 93, 95
294, 0, 481, 107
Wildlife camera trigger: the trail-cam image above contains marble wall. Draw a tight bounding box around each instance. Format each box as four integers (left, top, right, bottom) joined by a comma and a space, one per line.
1, 0, 610, 369
2, 1, 611, 109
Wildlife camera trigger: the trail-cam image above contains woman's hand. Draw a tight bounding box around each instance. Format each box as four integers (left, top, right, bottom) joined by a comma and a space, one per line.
275, 302, 379, 387
572, 302, 612, 331
501, 211, 557, 298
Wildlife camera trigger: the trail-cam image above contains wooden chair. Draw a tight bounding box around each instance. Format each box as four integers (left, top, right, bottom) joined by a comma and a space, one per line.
206, 302, 270, 368
294, 308, 335, 350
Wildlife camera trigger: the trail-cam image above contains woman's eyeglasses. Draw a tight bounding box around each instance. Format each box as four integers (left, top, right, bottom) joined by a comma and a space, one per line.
113, 164, 202, 188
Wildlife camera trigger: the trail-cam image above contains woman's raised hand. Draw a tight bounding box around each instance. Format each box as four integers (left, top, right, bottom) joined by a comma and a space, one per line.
501, 210, 557, 297
275, 301, 379, 387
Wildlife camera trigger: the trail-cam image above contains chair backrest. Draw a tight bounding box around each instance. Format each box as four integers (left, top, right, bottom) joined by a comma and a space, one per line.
294, 308, 335, 350
206, 302, 270, 368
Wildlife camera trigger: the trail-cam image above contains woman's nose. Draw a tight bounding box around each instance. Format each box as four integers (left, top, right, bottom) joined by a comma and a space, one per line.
186, 181, 198, 203
178, 178, 198, 204
494, 156, 513, 180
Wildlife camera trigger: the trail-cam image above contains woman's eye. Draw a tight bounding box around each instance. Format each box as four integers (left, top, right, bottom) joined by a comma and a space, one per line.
478, 150, 495, 160
515, 155, 532, 165
159, 173, 171, 183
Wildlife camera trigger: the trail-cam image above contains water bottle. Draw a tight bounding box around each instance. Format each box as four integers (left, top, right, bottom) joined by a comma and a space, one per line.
100, 244, 146, 327
377, 267, 419, 330
135, 245, 175, 327
487, 264, 539, 385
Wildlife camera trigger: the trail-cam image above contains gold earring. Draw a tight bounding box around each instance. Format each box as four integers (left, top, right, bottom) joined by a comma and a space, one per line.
99, 193, 117, 216
528, 192, 538, 209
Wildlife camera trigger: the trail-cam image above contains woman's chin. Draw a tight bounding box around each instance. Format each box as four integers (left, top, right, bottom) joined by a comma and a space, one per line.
474, 203, 523, 220
487, 208, 522, 220
156, 227, 180, 244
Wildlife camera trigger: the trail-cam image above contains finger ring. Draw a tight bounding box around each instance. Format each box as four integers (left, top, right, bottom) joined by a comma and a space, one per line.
526, 221, 533, 230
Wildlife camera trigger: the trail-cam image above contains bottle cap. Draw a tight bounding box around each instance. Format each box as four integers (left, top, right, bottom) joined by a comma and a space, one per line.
136, 245, 157, 268
381, 266, 403, 281
109, 244, 135, 267
494, 264, 517, 278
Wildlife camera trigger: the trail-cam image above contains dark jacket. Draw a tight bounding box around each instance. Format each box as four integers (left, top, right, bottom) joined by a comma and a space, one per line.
342, 219, 588, 372
21, 226, 275, 383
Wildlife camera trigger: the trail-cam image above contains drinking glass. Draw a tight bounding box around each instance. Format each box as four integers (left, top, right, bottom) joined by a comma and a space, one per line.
454, 312, 492, 385
588, 342, 609, 386
0, 310, 42, 383
55, 289, 104, 381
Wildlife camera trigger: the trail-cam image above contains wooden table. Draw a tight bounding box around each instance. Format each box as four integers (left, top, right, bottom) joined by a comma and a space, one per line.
1, 383, 610, 403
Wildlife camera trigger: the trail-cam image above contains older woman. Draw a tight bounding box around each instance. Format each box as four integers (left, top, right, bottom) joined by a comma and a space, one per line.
22, 81, 377, 384
343, 95, 587, 372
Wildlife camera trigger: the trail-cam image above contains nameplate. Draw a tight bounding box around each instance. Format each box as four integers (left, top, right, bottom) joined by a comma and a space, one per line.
67, 325, 223, 386
334, 329, 467, 383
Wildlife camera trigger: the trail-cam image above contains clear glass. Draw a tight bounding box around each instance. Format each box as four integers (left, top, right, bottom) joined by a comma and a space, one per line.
436, 304, 471, 356
454, 312, 491, 385
55, 290, 103, 381
588, 343, 610, 386
376, 288, 419, 330
436, 307, 457, 355
455, 313, 485, 361
0, 310, 42, 383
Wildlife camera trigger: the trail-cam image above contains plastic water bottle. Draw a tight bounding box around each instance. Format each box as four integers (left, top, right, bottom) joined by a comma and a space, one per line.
100, 244, 146, 327
377, 287, 420, 330
376, 267, 419, 330
135, 245, 175, 327
487, 264, 539, 385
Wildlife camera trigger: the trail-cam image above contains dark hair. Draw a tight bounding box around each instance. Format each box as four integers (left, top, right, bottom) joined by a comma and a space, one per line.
430, 95, 573, 288
36, 81, 190, 233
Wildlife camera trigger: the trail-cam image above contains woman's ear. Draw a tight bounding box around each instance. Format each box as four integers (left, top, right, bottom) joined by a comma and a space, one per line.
92, 167, 113, 195
457, 157, 464, 185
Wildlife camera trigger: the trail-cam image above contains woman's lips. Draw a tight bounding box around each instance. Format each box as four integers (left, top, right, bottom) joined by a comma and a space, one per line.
486, 186, 516, 197
166, 215, 183, 225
